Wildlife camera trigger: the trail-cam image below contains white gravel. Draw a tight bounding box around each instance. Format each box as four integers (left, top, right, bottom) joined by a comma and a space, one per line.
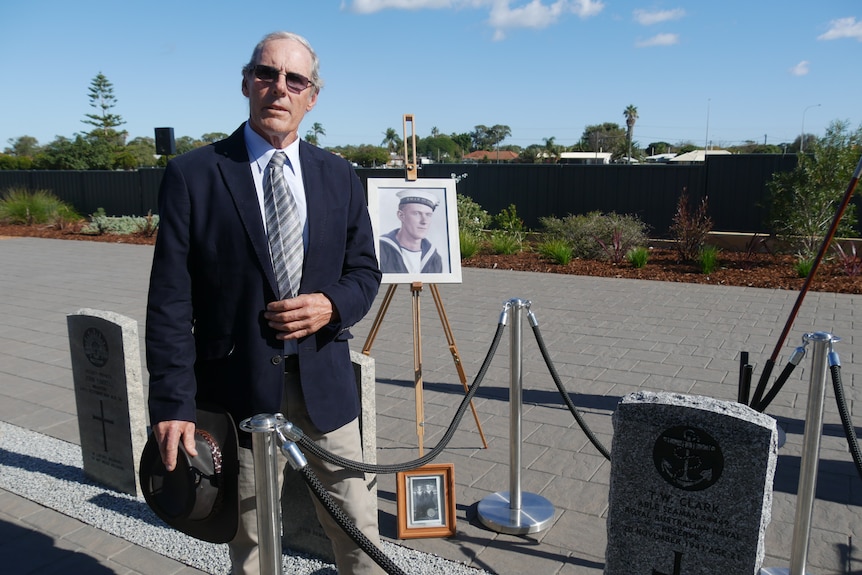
0, 421, 489, 575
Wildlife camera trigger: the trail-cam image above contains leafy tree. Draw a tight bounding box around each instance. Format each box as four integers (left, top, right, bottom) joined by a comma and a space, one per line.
623, 104, 638, 161
417, 134, 459, 162
580, 123, 625, 154
82, 72, 125, 136
329, 144, 389, 167
35, 134, 116, 170
381, 128, 402, 154
5, 136, 40, 157
728, 142, 783, 154
175, 136, 203, 155
646, 141, 673, 155
767, 119, 862, 259
519, 144, 542, 163
0, 154, 33, 169
125, 137, 158, 167
471, 124, 511, 151
674, 141, 699, 154
450, 132, 472, 153
201, 132, 229, 144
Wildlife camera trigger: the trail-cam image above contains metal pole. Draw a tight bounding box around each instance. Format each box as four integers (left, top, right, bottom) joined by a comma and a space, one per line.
509, 298, 524, 511
761, 331, 838, 575
790, 332, 835, 574
477, 299, 554, 535
240, 413, 283, 575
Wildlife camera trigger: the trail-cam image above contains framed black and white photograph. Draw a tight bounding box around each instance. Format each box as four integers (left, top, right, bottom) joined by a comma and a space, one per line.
396, 463, 456, 539
367, 178, 462, 284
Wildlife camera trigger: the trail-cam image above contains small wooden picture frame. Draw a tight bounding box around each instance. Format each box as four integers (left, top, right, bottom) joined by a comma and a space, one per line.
396, 463, 456, 539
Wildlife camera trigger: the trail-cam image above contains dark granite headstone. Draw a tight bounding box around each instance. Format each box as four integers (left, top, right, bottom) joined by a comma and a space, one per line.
67, 309, 147, 496
605, 391, 778, 575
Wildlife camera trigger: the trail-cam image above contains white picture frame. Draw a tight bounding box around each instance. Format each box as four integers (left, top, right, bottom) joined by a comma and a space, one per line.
367, 178, 462, 284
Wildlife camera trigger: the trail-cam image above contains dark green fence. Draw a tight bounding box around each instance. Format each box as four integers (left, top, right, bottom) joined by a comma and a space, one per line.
0, 155, 799, 236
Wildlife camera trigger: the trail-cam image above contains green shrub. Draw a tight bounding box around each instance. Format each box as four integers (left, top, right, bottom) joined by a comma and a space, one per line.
795, 257, 815, 278
457, 193, 491, 236
540, 211, 649, 261
626, 246, 649, 268
537, 239, 573, 265
459, 230, 481, 259
489, 230, 522, 255
494, 204, 524, 235
699, 245, 720, 274
82, 208, 160, 236
0, 187, 80, 225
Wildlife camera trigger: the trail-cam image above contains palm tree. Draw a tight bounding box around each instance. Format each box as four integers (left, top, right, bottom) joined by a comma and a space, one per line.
624, 105, 638, 162
542, 136, 558, 163
305, 122, 325, 146
310, 122, 325, 141
381, 128, 401, 154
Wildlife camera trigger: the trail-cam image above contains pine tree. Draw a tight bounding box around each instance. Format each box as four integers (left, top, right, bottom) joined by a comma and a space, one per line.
82, 72, 125, 136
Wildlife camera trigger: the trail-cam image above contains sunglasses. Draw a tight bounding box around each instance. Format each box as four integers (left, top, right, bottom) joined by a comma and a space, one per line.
250, 64, 313, 94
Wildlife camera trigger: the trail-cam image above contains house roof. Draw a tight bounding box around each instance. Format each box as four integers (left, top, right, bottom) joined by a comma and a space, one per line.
463, 150, 519, 161
668, 149, 732, 163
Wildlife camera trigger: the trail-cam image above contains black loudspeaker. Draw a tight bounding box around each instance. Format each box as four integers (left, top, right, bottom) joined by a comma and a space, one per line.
154, 127, 177, 156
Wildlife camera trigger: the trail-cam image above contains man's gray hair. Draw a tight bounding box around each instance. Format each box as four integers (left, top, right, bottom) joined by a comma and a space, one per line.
242, 31, 324, 93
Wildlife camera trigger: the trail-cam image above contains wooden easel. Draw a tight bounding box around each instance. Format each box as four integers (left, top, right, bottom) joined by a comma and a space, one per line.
362, 114, 487, 456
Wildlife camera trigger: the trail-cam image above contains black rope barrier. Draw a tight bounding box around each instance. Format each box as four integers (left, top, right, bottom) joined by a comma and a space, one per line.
829, 364, 862, 482
298, 323, 506, 474
299, 465, 408, 575
530, 322, 612, 460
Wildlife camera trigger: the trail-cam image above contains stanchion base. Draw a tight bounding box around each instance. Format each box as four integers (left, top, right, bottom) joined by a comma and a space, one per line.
477, 491, 555, 535
760, 568, 812, 574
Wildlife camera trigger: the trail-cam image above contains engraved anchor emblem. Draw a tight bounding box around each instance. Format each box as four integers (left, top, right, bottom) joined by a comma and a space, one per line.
653, 426, 723, 491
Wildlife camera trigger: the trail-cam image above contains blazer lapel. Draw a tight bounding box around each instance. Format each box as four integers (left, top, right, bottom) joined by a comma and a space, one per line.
299, 142, 329, 290
216, 127, 279, 296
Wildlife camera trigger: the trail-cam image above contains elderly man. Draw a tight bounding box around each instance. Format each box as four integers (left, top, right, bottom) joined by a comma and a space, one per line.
145, 31, 383, 574
378, 189, 443, 274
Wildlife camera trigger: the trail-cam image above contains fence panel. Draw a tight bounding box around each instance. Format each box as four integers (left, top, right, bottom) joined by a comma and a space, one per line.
1, 154, 802, 236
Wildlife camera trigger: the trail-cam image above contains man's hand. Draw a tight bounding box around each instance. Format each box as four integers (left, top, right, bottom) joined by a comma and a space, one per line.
153, 420, 197, 471
265, 293, 337, 340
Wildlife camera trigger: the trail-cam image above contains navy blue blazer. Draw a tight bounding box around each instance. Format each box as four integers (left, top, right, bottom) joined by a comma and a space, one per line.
145, 125, 381, 437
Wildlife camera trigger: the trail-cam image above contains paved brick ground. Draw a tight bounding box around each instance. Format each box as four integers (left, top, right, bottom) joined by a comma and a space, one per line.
0, 237, 860, 574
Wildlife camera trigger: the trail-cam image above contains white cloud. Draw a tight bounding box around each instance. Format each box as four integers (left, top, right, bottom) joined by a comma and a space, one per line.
817, 17, 862, 41
347, 0, 455, 13
790, 60, 810, 76
346, 0, 604, 39
635, 33, 679, 47
633, 8, 685, 26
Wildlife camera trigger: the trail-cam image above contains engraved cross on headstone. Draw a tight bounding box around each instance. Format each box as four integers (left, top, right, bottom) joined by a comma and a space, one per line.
653, 551, 683, 575
92, 399, 114, 452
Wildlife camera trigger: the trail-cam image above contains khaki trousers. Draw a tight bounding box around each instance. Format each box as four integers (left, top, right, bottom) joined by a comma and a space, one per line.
228, 373, 383, 575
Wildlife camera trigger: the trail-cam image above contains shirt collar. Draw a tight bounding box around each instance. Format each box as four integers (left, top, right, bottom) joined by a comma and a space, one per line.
244, 122, 301, 174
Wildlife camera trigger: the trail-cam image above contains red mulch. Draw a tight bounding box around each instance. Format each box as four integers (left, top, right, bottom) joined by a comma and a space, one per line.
3, 224, 861, 294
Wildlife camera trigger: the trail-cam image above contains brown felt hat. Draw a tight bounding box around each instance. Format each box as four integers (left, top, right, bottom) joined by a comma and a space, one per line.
140, 405, 239, 543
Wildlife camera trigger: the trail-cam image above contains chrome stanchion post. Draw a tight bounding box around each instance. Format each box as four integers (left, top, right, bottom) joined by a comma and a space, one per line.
790, 332, 835, 574
760, 331, 838, 575
477, 299, 555, 535
240, 413, 284, 575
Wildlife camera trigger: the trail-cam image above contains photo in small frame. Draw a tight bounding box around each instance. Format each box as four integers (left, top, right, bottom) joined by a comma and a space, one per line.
396, 463, 456, 539
366, 178, 462, 285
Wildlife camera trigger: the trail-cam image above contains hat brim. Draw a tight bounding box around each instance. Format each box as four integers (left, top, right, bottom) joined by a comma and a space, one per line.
140, 404, 239, 543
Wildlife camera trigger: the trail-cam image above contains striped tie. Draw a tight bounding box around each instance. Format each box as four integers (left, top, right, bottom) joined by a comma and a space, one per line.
263, 152, 303, 299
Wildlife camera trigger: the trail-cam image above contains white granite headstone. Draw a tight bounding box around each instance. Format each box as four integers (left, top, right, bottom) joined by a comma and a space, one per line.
67, 309, 147, 496
605, 391, 778, 575
281, 350, 378, 561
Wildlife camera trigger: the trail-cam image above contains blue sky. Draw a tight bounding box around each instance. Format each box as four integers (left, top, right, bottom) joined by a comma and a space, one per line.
2, 1, 860, 151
